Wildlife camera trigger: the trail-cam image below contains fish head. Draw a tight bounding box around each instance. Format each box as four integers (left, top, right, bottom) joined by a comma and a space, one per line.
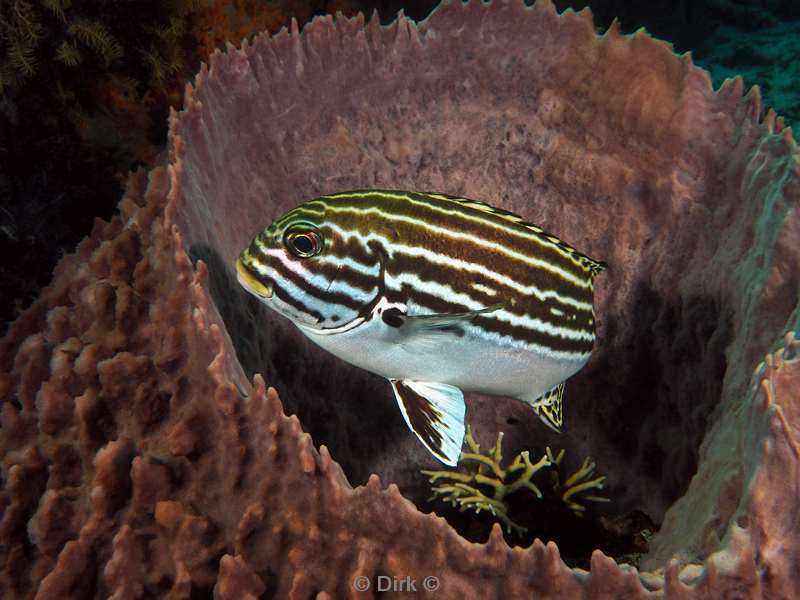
236, 200, 383, 331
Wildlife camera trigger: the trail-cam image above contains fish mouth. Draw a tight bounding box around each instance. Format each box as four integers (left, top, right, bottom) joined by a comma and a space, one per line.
236, 257, 274, 299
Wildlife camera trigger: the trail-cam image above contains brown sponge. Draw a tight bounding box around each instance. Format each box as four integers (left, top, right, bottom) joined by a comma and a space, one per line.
2, 0, 799, 597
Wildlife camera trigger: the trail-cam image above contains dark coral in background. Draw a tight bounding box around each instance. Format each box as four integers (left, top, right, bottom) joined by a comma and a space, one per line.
2, 0, 800, 597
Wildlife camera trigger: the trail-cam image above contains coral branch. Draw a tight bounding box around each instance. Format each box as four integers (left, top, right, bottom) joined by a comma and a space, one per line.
505, 451, 550, 498
422, 427, 609, 535
558, 455, 610, 516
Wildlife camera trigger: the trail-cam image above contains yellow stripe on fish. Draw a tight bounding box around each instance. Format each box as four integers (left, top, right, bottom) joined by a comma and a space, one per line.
236, 190, 606, 465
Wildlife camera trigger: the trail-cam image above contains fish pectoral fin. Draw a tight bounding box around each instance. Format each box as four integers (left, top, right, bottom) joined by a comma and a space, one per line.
529, 382, 565, 433
405, 303, 503, 331
391, 304, 503, 353
389, 379, 466, 466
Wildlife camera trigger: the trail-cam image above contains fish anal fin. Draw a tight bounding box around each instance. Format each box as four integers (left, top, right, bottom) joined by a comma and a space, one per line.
390, 379, 466, 466
529, 382, 564, 433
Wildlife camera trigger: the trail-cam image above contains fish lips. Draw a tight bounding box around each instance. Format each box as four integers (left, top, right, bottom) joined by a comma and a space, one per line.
236, 258, 274, 299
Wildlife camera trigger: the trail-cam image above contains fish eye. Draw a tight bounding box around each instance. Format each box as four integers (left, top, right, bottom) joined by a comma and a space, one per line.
284, 226, 323, 258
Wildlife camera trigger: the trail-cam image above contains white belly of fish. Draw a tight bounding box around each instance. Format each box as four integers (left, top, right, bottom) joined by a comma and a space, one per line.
298, 310, 588, 403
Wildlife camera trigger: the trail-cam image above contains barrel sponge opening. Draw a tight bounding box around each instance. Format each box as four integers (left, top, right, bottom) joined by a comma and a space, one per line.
177, 0, 800, 584
2, 0, 799, 597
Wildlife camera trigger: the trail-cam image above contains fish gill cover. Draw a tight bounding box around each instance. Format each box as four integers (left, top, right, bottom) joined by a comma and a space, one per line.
1, 0, 799, 598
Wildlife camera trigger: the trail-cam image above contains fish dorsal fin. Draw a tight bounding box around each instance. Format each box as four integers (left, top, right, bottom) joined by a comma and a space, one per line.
389, 379, 466, 466
443, 194, 541, 229
578, 255, 607, 280
436, 194, 607, 280
530, 382, 565, 432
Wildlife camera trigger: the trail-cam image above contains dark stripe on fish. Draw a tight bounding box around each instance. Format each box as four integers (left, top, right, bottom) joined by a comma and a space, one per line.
247, 244, 367, 314
384, 251, 594, 314
318, 190, 600, 280
251, 232, 380, 296
318, 215, 592, 296
383, 257, 594, 338
272, 284, 325, 324
402, 287, 594, 354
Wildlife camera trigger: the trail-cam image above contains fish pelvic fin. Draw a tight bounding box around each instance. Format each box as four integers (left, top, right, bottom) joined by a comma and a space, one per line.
389, 379, 466, 466
529, 382, 565, 433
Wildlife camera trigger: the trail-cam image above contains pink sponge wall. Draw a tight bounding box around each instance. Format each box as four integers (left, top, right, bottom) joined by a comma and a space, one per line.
2, 0, 799, 597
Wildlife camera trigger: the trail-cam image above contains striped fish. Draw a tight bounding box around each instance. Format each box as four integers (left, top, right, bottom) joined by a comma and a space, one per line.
236, 190, 605, 465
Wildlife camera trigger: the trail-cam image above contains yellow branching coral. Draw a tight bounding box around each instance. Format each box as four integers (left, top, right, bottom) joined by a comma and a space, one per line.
546, 448, 611, 516
422, 426, 610, 535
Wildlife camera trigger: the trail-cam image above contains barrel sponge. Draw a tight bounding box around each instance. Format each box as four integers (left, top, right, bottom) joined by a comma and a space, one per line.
2, 0, 800, 597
